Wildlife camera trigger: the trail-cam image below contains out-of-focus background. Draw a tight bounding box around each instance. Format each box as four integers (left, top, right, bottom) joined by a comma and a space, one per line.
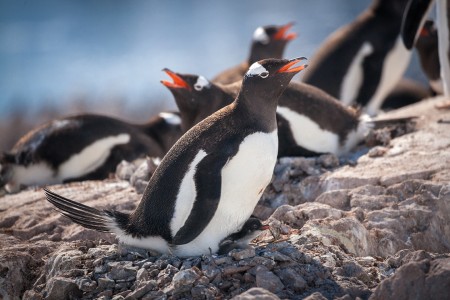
0, 0, 426, 151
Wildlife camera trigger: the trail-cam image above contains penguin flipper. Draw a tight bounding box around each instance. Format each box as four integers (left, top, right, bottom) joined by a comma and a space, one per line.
44, 188, 112, 232
401, 0, 434, 49
172, 151, 230, 245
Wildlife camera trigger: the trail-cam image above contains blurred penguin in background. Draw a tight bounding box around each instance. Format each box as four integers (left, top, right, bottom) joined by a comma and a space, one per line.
302, 0, 412, 116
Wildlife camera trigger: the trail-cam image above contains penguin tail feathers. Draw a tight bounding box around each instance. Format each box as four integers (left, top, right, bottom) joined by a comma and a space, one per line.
367, 116, 419, 129
44, 187, 126, 233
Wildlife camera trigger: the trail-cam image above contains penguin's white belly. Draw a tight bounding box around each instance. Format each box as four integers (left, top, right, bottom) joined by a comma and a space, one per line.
366, 37, 412, 116
276, 106, 340, 154
173, 130, 278, 256
57, 133, 131, 180
341, 42, 374, 106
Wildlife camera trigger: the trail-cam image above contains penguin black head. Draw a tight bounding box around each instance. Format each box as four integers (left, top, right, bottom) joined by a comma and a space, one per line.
416, 20, 437, 46
401, 0, 434, 49
161, 69, 234, 131
241, 57, 308, 101
239, 218, 270, 236
249, 23, 297, 64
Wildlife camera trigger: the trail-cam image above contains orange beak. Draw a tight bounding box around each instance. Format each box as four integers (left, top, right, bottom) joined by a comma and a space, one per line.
274, 22, 297, 41
276, 57, 308, 74
161, 68, 190, 90
261, 224, 270, 230
420, 26, 430, 37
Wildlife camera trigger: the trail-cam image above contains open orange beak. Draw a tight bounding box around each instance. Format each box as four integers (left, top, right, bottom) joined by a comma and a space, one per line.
274, 22, 297, 41
276, 57, 308, 74
161, 68, 190, 90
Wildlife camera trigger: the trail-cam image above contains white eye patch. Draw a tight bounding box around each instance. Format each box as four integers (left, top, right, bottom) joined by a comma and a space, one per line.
246, 62, 269, 78
194, 76, 211, 91
253, 27, 270, 44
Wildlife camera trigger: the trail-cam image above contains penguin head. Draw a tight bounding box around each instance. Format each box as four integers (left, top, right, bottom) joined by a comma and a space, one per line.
162, 69, 234, 130
242, 57, 308, 100
241, 218, 270, 235
416, 20, 437, 48
249, 23, 297, 64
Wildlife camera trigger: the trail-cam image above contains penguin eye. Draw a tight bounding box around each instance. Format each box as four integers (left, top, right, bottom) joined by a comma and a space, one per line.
194, 84, 203, 91
260, 71, 269, 78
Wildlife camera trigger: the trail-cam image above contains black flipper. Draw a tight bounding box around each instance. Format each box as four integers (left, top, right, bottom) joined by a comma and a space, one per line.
401, 0, 434, 49
172, 151, 231, 245
44, 188, 114, 232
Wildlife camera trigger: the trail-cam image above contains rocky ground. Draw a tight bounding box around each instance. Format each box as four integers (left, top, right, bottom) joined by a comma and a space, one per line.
1, 97, 450, 300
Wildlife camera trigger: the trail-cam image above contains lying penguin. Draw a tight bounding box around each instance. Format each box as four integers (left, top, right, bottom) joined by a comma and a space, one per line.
212, 23, 296, 85
45, 58, 307, 257
162, 69, 416, 157
0, 112, 182, 193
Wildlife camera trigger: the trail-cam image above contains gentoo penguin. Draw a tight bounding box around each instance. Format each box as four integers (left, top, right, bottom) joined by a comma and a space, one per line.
402, 0, 450, 96
44, 58, 307, 257
161, 68, 239, 132
302, 0, 412, 116
217, 217, 269, 255
161, 70, 414, 157
212, 23, 296, 85
415, 20, 443, 94
0, 112, 182, 193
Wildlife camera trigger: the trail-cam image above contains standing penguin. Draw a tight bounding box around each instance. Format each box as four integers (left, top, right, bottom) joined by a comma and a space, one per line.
0, 112, 182, 193
212, 23, 296, 85
402, 0, 450, 96
45, 58, 307, 257
161, 70, 416, 157
302, 0, 412, 116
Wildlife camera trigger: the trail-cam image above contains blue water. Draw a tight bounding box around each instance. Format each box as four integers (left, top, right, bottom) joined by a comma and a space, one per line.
0, 0, 425, 118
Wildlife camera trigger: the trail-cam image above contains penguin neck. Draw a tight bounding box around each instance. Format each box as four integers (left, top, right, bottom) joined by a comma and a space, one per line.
234, 91, 278, 132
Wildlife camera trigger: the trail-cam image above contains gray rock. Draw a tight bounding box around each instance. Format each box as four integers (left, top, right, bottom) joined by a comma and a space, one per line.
107, 261, 138, 281
233, 287, 280, 299
75, 277, 97, 292
303, 292, 328, 300
230, 247, 256, 260
98, 277, 116, 290
317, 154, 340, 168
371, 258, 450, 300
45, 277, 82, 300
275, 268, 307, 292
255, 266, 284, 294
191, 284, 220, 300
171, 267, 200, 289
315, 190, 350, 210
126, 280, 157, 299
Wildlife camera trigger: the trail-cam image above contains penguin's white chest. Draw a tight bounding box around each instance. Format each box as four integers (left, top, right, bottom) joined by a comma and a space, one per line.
173, 130, 278, 256
276, 106, 340, 154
